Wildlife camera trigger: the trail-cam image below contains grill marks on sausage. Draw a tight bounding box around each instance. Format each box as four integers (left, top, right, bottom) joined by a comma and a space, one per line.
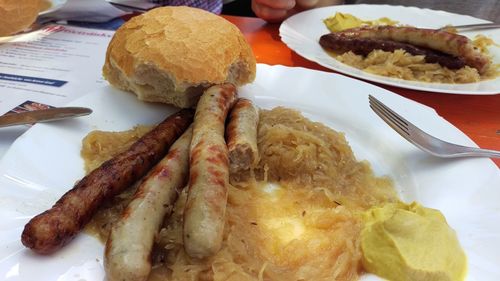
206, 144, 228, 165
207, 166, 226, 187
183, 83, 237, 259
151, 148, 181, 180
189, 144, 227, 185
21, 109, 194, 255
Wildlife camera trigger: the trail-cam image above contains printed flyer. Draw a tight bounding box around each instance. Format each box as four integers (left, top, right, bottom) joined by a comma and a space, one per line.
0, 24, 114, 115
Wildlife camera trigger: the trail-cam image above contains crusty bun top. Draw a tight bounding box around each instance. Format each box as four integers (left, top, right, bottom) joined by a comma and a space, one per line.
0, 0, 41, 36
103, 6, 256, 108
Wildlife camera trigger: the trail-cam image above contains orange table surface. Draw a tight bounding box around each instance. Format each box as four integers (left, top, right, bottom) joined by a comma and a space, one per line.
223, 15, 500, 168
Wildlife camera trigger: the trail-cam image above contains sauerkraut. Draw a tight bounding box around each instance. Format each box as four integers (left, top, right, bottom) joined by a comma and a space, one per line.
83, 107, 399, 281
81, 125, 153, 173
332, 38, 499, 84
255, 107, 397, 210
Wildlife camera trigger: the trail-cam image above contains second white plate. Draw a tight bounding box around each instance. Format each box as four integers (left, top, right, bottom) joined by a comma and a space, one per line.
280, 4, 500, 95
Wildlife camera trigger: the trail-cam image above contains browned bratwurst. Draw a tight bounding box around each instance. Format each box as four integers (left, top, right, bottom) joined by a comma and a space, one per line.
320, 25, 490, 74
21, 109, 194, 255
226, 98, 259, 178
105, 127, 192, 281
183, 83, 237, 259
319, 33, 467, 70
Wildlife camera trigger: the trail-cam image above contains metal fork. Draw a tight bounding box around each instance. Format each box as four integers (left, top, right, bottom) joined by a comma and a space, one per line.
369, 95, 500, 159
439, 23, 500, 32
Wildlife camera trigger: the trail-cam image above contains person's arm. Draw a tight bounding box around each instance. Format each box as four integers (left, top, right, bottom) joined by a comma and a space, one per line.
252, 0, 344, 22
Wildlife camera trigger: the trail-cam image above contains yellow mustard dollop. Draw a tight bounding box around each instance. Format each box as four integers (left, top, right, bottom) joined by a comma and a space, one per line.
361, 202, 467, 281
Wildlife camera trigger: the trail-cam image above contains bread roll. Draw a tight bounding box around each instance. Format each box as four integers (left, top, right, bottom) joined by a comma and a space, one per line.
0, 0, 41, 36
103, 6, 256, 108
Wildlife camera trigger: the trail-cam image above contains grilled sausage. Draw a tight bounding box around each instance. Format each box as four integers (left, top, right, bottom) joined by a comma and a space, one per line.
183, 83, 237, 259
21, 109, 194, 255
319, 33, 467, 70
226, 98, 259, 177
104, 127, 192, 281
326, 26, 490, 73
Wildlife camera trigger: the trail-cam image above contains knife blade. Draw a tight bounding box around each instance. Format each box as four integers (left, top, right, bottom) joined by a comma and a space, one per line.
0, 107, 92, 128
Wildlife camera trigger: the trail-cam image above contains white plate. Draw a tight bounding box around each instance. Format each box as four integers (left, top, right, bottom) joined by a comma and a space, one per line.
280, 4, 500, 95
0, 64, 498, 280
38, 0, 67, 16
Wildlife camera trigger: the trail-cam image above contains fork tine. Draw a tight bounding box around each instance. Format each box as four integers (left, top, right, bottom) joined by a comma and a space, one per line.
369, 95, 410, 132
368, 95, 410, 136
369, 103, 409, 139
370, 102, 408, 135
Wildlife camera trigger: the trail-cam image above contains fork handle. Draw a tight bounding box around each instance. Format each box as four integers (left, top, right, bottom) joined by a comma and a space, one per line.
449, 146, 500, 159
449, 23, 500, 32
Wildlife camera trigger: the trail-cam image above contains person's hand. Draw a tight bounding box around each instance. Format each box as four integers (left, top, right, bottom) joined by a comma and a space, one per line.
251, 0, 344, 23
251, 0, 296, 23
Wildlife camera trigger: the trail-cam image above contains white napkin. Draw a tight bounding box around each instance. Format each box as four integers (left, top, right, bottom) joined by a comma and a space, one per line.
108, 0, 160, 10
39, 0, 130, 23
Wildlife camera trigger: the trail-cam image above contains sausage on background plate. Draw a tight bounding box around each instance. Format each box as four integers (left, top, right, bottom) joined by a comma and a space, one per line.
321, 26, 490, 74
21, 109, 194, 255
183, 83, 237, 259
105, 126, 192, 281
319, 33, 467, 70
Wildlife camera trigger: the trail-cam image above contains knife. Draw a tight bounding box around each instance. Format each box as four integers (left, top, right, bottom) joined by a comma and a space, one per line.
0, 107, 92, 128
